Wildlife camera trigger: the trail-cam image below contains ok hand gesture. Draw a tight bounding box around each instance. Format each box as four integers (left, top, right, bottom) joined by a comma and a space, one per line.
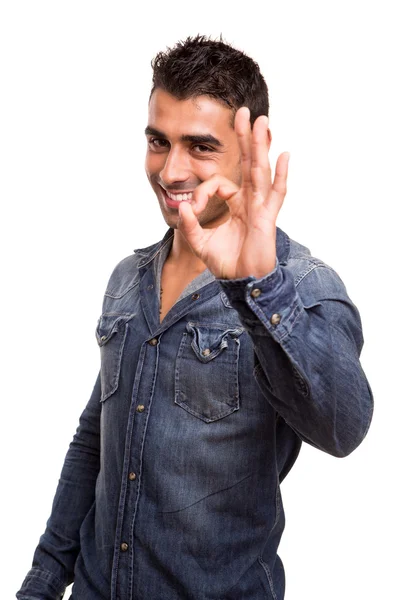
177, 107, 290, 280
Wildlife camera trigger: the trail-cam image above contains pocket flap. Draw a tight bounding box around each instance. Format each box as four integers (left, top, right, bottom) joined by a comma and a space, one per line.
186, 322, 243, 363
96, 314, 131, 347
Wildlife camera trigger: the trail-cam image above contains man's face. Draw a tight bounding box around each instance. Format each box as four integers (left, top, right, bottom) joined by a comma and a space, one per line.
145, 89, 242, 230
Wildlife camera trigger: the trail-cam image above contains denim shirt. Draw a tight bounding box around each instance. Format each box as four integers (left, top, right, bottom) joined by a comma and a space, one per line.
17, 227, 373, 600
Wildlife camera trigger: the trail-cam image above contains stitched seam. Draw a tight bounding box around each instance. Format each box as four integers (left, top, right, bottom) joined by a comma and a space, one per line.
273, 485, 282, 529
105, 279, 140, 299
101, 312, 136, 318
294, 262, 337, 288
258, 557, 278, 600
137, 233, 174, 267
128, 343, 161, 596
176, 400, 239, 422
288, 255, 324, 266
294, 262, 320, 287
110, 342, 148, 598
100, 322, 128, 402
187, 320, 244, 331
23, 568, 65, 594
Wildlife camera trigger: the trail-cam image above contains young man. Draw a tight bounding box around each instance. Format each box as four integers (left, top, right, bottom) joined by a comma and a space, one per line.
17, 36, 373, 600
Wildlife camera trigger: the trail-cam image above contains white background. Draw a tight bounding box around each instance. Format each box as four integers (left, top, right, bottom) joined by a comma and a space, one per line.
1, 1, 398, 598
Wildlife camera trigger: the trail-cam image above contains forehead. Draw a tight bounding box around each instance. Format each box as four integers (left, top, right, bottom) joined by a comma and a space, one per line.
147, 89, 234, 138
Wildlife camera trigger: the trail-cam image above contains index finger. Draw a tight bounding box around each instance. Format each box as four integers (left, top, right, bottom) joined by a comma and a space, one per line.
191, 174, 239, 216
251, 114, 272, 196
234, 107, 252, 189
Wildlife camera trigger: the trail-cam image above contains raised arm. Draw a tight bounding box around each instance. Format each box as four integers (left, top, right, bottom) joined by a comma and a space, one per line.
177, 107, 373, 457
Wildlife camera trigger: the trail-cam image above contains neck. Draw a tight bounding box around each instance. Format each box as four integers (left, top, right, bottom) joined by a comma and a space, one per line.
167, 229, 207, 273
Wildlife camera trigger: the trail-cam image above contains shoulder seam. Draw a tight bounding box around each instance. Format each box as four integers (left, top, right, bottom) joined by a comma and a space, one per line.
293, 261, 334, 287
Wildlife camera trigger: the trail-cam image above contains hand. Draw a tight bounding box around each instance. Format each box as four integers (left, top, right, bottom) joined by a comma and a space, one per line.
177, 107, 290, 280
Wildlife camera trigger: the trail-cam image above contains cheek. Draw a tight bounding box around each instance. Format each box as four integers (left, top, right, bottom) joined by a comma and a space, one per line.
145, 152, 164, 180
196, 161, 221, 182
222, 159, 242, 186
144, 153, 151, 179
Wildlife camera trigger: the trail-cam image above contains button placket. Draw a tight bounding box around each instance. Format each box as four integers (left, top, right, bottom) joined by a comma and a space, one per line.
115, 334, 160, 596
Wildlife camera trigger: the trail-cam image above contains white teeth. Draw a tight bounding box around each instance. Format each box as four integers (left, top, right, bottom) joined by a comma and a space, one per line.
165, 190, 193, 202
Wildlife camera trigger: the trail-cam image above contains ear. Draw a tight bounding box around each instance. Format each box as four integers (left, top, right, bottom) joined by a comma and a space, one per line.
267, 128, 272, 150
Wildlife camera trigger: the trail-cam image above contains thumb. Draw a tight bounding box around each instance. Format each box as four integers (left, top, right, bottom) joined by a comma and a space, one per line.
177, 201, 205, 257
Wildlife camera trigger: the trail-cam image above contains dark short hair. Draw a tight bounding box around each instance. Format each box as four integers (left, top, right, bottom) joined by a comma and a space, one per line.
150, 35, 269, 127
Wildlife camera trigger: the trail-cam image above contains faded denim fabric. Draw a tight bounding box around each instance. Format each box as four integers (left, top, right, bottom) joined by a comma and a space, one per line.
17, 228, 373, 600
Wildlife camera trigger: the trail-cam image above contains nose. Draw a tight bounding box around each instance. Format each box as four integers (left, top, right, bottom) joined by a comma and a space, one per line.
159, 146, 190, 187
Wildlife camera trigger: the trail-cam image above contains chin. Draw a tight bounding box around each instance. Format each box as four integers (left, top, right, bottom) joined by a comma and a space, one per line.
160, 210, 179, 230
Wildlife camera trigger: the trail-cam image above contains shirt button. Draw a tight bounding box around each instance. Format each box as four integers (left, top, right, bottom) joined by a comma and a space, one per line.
148, 338, 158, 346
202, 348, 211, 356
192, 293, 200, 300
120, 543, 129, 552
100, 335, 107, 342
270, 313, 281, 325
251, 288, 261, 298
137, 404, 145, 413
128, 472, 136, 481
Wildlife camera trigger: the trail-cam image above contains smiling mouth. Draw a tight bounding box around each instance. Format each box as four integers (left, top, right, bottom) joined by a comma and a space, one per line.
163, 188, 193, 202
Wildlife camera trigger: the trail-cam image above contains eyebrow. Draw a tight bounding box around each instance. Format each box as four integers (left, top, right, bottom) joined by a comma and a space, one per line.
145, 126, 223, 147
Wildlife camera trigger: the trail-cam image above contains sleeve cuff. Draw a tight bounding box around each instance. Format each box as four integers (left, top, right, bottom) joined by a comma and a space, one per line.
218, 262, 302, 341
17, 567, 66, 600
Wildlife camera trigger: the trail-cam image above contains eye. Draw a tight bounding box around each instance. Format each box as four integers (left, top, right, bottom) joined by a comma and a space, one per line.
148, 137, 170, 151
192, 144, 214, 153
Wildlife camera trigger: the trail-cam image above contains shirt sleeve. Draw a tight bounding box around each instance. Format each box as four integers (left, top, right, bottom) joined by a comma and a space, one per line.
16, 373, 102, 600
218, 260, 373, 458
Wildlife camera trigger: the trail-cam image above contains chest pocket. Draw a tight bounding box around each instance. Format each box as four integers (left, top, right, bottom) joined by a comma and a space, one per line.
96, 314, 132, 402
175, 321, 244, 423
